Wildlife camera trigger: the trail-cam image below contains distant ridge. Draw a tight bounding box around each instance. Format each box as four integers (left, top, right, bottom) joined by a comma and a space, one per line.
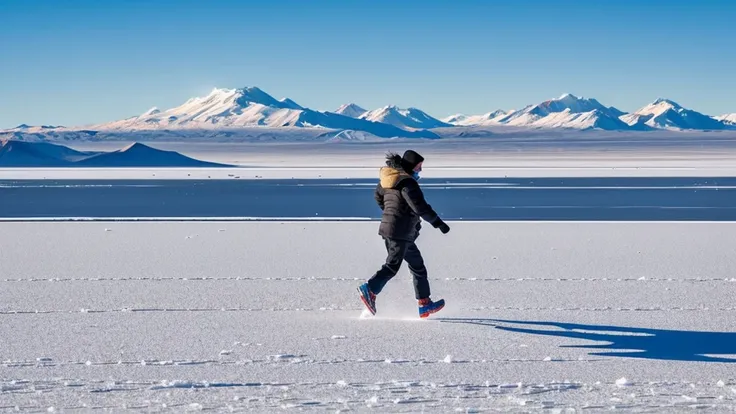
0, 140, 231, 167
1, 87, 734, 142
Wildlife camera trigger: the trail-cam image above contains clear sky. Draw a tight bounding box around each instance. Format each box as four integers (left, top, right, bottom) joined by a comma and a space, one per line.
1, 0, 735, 128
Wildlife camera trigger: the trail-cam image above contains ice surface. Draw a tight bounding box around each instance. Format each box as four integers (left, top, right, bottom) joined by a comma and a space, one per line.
3, 174, 735, 221
2, 221, 736, 411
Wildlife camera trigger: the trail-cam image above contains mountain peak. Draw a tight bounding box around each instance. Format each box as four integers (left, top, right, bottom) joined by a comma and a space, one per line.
622, 98, 728, 130
512, 93, 617, 121
557, 93, 579, 100
337, 103, 364, 110
119, 142, 155, 153
652, 98, 681, 108
142, 107, 161, 117
334, 103, 367, 118
195, 86, 302, 110
360, 105, 449, 130
208, 86, 264, 95
443, 109, 508, 126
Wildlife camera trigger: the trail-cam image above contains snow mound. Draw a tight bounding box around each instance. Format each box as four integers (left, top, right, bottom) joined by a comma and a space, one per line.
0, 140, 230, 167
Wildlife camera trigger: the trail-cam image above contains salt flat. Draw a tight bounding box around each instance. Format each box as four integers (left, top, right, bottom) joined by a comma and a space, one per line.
2, 221, 736, 412
3, 140, 736, 180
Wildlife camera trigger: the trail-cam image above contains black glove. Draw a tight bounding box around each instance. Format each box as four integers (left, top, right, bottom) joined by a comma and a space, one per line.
433, 218, 450, 234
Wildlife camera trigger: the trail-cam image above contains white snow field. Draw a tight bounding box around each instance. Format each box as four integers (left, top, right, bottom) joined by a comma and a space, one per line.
3, 221, 736, 412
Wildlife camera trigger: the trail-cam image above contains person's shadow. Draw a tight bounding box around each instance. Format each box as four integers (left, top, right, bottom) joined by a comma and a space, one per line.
437, 318, 736, 363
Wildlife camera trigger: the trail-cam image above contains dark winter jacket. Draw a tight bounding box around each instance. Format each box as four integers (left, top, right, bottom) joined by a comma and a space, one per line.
374, 154, 443, 241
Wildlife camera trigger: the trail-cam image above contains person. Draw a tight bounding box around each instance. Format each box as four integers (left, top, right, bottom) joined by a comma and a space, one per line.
358, 150, 450, 318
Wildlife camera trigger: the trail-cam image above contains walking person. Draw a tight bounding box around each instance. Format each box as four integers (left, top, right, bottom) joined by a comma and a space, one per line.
358, 150, 450, 318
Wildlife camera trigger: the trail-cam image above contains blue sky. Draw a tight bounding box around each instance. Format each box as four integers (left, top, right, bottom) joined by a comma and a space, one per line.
1, 0, 735, 128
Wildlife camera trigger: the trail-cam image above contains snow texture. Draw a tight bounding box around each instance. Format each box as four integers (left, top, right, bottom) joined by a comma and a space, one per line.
2, 147, 736, 411
442, 110, 508, 126
2, 221, 736, 412
716, 113, 736, 125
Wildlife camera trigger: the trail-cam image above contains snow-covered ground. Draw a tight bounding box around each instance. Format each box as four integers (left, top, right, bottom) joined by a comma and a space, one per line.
2, 221, 736, 412
2, 143, 736, 411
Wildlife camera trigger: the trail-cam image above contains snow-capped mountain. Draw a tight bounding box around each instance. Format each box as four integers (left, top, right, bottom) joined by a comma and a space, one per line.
441, 114, 468, 124
715, 113, 736, 125
620, 98, 728, 130
88, 87, 437, 139
334, 103, 367, 118
532, 108, 640, 131
359, 105, 451, 130
3, 88, 735, 142
496, 93, 625, 127
453, 94, 634, 130
89, 87, 304, 130
443, 110, 508, 126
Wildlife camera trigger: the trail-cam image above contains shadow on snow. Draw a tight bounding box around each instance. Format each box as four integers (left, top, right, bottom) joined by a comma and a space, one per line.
437, 318, 736, 363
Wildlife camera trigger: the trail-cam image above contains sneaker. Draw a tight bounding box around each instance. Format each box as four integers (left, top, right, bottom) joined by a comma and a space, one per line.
358, 283, 376, 315
418, 298, 445, 318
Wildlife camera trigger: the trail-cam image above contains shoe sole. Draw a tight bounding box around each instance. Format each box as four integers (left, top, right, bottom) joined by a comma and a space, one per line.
358, 287, 376, 315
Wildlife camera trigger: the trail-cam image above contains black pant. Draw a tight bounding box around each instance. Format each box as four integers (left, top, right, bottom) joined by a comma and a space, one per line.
367, 237, 430, 300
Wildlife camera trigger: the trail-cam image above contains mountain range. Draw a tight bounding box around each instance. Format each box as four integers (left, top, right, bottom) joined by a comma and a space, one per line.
0, 140, 229, 167
2, 87, 734, 142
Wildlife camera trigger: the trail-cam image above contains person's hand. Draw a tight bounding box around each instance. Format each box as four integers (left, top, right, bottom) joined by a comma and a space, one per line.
434, 218, 450, 234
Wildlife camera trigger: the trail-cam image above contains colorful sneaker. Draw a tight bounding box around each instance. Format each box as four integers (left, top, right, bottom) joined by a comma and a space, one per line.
358, 283, 376, 315
418, 298, 445, 318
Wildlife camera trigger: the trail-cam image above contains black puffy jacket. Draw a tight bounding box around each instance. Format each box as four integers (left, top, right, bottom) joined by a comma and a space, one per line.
374, 154, 442, 241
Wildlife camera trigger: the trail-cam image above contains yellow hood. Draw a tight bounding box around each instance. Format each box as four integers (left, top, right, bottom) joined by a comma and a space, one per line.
379, 166, 411, 189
